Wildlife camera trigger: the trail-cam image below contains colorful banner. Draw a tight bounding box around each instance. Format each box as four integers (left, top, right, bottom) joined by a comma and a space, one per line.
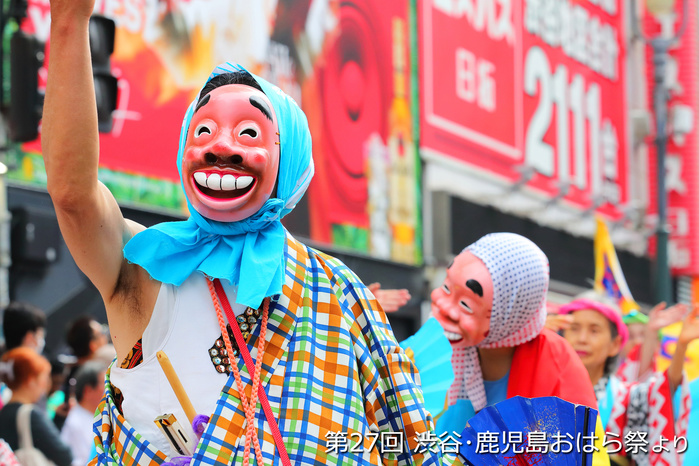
13, 0, 420, 264
419, 0, 629, 219
594, 217, 640, 315
643, 1, 699, 276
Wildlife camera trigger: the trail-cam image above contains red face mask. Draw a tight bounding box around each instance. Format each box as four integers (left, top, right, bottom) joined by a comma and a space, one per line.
182, 85, 280, 222
431, 251, 494, 348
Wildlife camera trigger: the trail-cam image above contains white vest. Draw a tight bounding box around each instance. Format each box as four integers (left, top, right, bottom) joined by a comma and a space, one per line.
110, 274, 246, 457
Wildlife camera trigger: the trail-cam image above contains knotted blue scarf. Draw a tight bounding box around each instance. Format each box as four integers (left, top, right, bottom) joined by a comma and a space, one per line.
123, 63, 314, 309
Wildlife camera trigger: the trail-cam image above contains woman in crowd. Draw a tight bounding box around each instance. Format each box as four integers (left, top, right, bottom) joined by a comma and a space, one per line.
0, 347, 72, 466
559, 295, 697, 466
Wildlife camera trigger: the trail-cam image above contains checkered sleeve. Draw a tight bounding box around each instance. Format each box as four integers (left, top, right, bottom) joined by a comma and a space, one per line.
88, 369, 168, 466
318, 253, 463, 466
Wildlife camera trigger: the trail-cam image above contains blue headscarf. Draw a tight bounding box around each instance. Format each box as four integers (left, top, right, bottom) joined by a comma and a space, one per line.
123, 63, 314, 310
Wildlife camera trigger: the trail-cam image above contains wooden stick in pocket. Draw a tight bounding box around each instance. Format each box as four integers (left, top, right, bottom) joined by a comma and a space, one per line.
157, 351, 196, 425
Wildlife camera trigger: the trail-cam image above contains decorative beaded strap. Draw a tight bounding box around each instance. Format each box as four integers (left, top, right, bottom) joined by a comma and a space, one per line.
208, 279, 291, 466
208, 306, 261, 375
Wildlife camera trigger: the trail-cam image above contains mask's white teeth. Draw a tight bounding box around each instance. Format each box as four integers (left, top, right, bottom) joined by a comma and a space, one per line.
207, 173, 222, 191
444, 331, 463, 342
236, 176, 254, 190
221, 174, 236, 190
193, 172, 207, 187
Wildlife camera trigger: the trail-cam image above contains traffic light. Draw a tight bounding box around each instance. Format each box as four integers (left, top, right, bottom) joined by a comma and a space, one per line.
89, 15, 118, 133
8, 30, 44, 143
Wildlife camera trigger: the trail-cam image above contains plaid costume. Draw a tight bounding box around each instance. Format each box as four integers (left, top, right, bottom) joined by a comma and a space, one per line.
90, 233, 463, 466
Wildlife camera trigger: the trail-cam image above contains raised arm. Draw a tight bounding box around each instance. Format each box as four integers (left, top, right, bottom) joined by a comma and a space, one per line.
669, 305, 699, 394
43, 1, 156, 357
639, 303, 687, 380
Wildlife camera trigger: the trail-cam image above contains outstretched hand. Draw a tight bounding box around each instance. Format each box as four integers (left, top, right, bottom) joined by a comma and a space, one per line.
678, 305, 699, 345
648, 302, 689, 332
368, 283, 411, 313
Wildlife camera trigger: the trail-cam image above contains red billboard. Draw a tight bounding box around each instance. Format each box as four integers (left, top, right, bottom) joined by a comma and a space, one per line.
644, 1, 699, 275
420, 0, 629, 219
13, 0, 421, 264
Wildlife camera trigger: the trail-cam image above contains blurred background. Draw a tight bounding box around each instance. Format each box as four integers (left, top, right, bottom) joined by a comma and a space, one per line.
0, 0, 694, 351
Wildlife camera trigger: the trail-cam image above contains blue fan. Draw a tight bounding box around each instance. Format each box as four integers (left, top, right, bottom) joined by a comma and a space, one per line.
399, 317, 454, 417
459, 396, 597, 466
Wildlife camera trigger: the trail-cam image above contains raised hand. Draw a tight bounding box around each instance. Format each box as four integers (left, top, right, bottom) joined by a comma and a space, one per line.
678, 305, 699, 345
368, 283, 411, 313
544, 313, 574, 332
648, 302, 689, 332
669, 305, 699, 393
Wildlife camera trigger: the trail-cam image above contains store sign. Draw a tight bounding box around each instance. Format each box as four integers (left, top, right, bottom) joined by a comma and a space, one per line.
15, 0, 421, 264
420, 0, 628, 218
644, 1, 699, 275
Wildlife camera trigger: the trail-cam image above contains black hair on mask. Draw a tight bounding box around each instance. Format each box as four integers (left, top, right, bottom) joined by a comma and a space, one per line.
197, 71, 265, 111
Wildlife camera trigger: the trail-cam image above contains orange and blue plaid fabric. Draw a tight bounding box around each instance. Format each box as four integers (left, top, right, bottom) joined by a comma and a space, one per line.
90, 233, 463, 466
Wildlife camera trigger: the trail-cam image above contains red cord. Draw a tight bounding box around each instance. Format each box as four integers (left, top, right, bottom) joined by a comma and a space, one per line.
211, 279, 292, 466
207, 279, 264, 466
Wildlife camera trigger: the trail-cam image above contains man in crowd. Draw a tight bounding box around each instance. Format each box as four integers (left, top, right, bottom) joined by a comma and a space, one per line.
2, 302, 46, 353
66, 317, 109, 368
60, 361, 107, 466
63, 315, 108, 397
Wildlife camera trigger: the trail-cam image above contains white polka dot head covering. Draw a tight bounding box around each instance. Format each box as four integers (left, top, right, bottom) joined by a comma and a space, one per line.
448, 232, 550, 412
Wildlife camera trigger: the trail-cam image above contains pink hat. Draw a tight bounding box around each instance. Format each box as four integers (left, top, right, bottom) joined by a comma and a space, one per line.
558, 298, 629, 347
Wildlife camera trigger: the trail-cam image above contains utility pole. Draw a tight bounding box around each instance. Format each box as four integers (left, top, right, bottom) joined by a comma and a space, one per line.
650, 35, 675, 304
633, 0, 688, 304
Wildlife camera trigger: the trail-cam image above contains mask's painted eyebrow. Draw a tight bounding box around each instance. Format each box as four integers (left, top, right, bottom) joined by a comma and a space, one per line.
194, 94, 211, 113
466, 279, 483, 297
249, 95, 273, 122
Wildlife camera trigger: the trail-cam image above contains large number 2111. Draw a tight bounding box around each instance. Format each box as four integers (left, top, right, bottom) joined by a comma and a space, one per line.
525, 46, 603, 194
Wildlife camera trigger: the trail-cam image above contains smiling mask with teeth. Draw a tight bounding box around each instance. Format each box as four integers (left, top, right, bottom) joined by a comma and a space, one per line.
431, 252, 493, 348
123, 63, 314, 310
432, 233, 550, 411
182, 84, 280, 223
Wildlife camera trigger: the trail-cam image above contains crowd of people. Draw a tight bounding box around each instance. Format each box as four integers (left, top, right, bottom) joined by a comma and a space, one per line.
404, 233, 698, 465
0, 303, 114, 465
550, 295, 697, 465
0, 251, 695, 465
